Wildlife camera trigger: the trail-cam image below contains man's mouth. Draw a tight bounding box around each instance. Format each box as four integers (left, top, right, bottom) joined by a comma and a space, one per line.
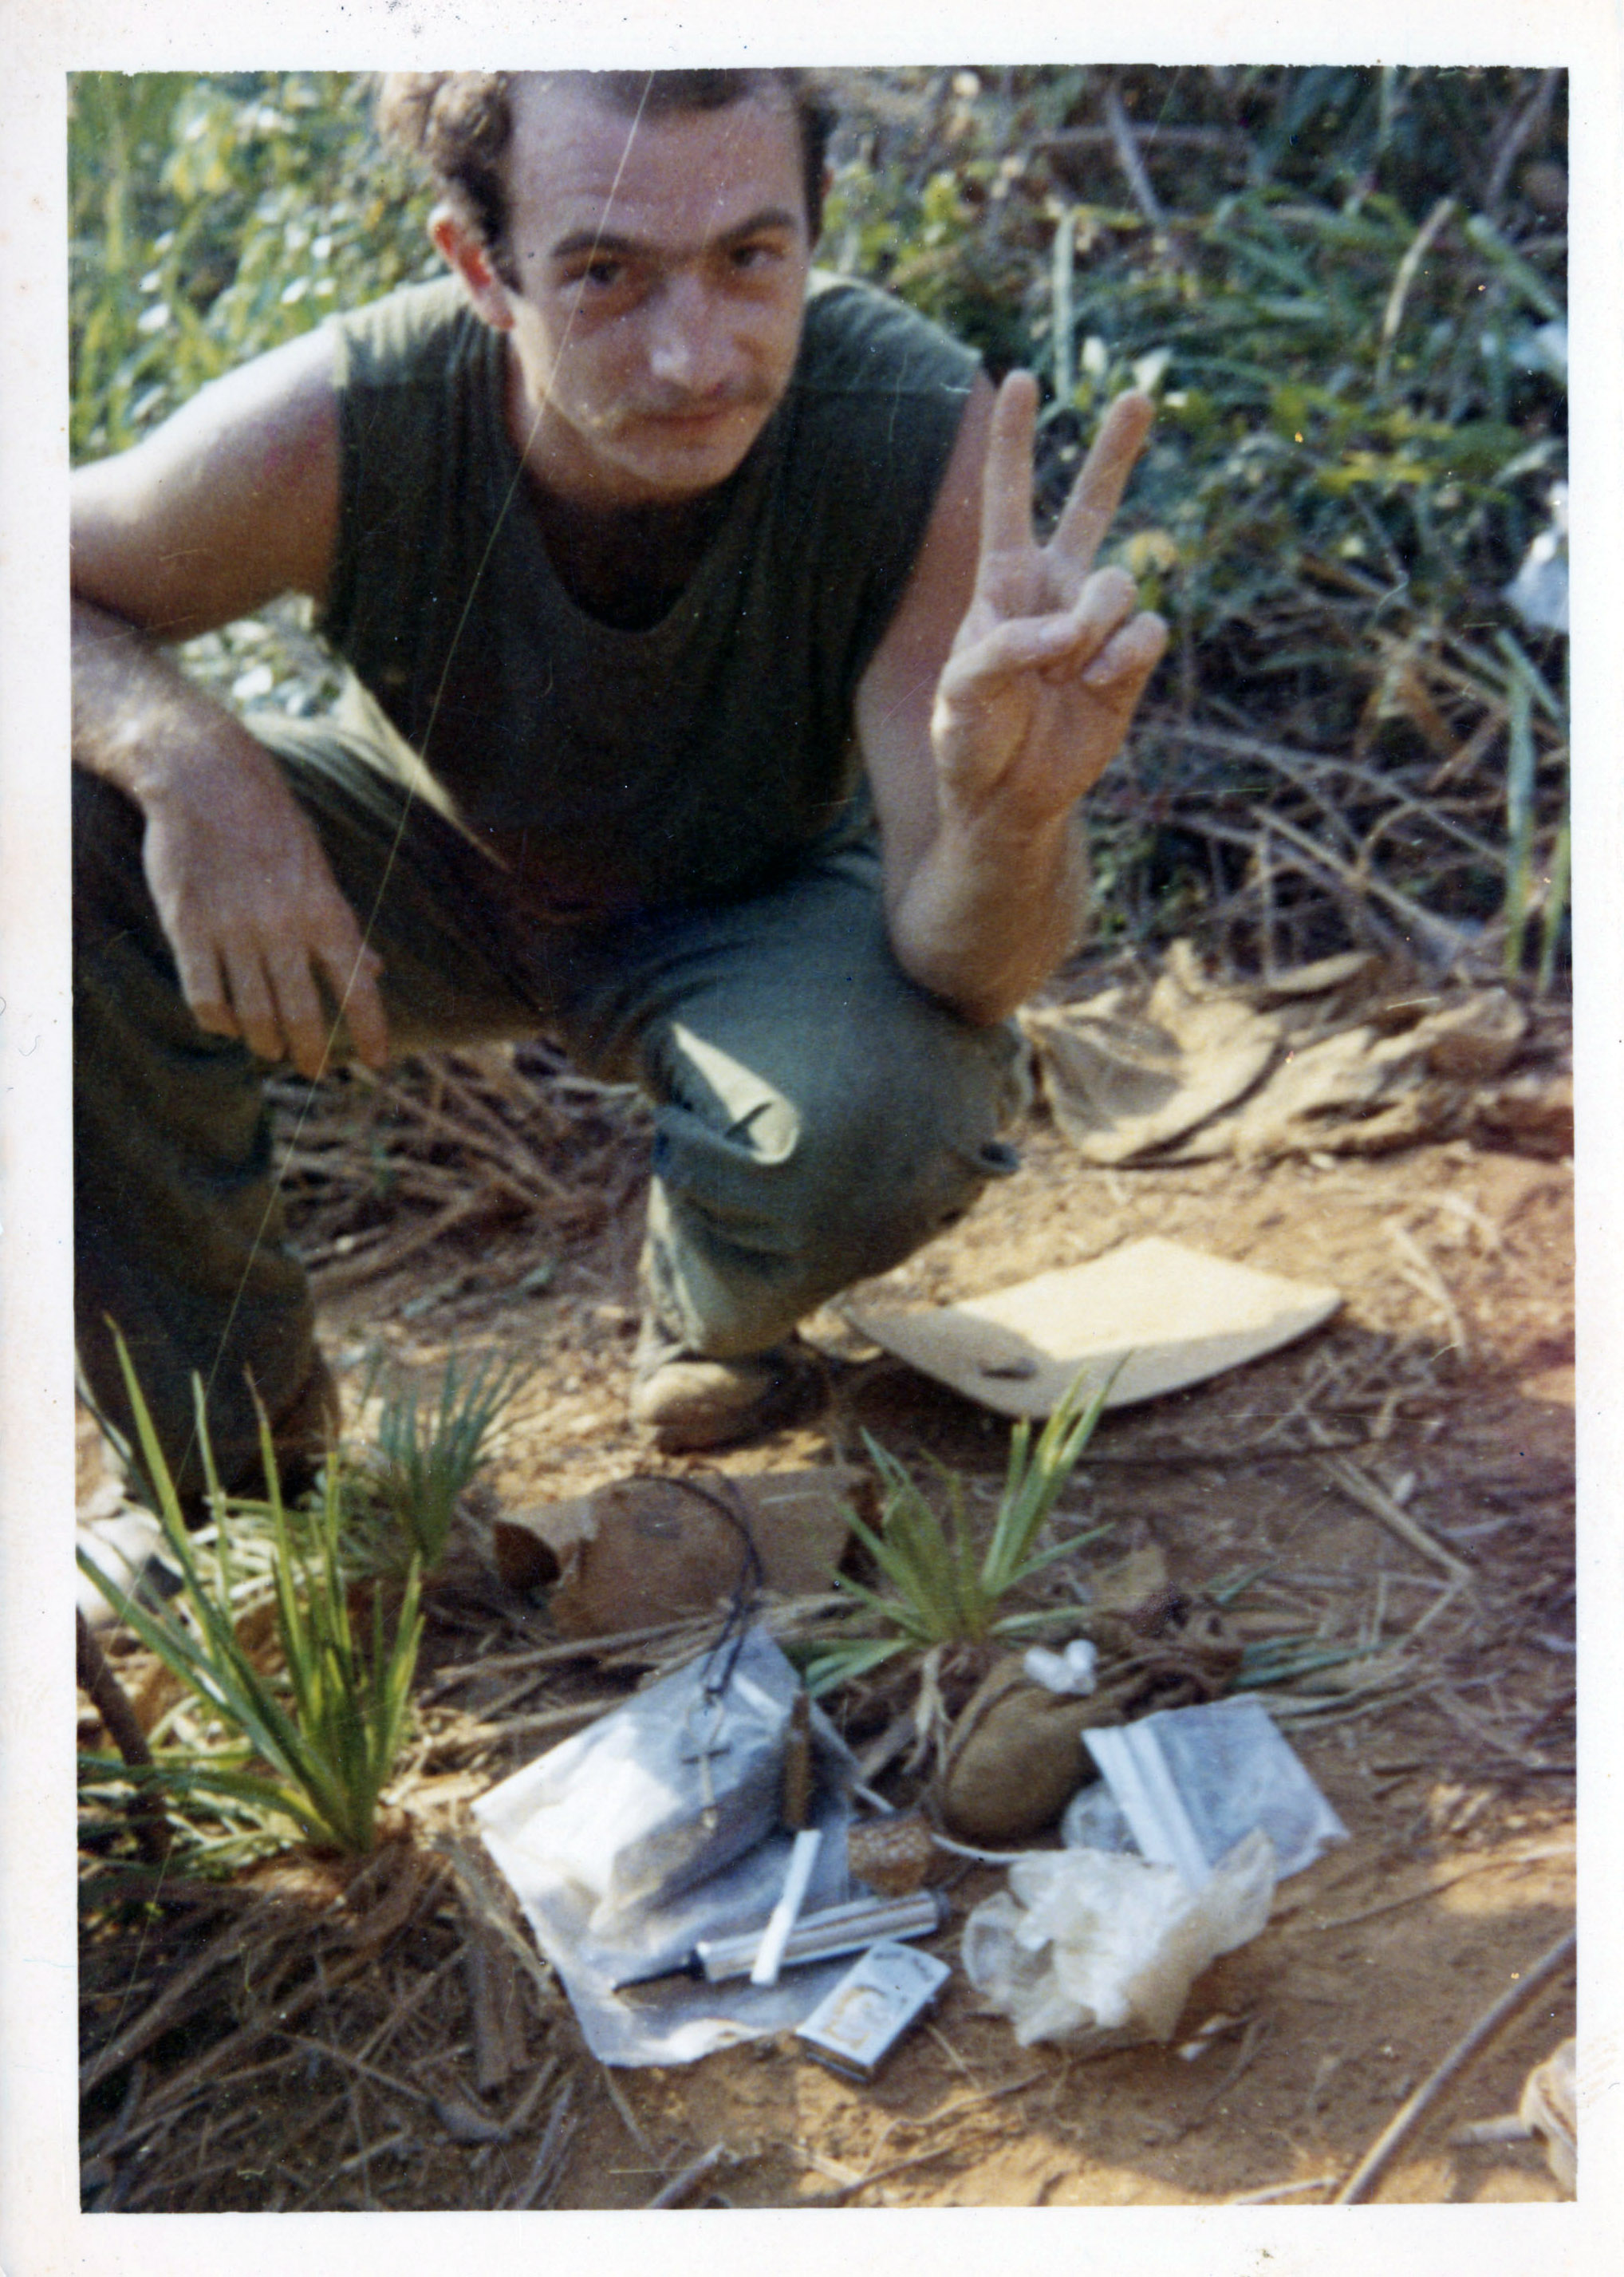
628, 386, 775, 435
642, 402, 748, 433
579, 390, 777, 459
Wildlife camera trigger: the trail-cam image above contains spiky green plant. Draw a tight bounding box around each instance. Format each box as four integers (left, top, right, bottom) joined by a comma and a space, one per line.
803, 1367, 1117, 1695
77, 1334, 422, 1855
356, 1348, 532, 1571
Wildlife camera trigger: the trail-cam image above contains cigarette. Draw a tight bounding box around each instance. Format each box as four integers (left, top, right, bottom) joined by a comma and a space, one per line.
749, 1827, 823, 1987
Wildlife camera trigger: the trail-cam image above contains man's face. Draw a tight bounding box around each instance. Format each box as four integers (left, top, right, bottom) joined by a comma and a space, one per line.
494, 79, 814, 507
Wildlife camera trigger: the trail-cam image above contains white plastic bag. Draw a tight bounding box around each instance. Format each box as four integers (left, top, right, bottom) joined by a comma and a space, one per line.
479, 1623, 794, 1934
962, 1828, 1276, 2049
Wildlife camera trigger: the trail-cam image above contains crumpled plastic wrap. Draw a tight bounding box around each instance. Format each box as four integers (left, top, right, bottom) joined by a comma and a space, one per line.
485, 1623, 794, 1937
961, 1828, 1276, 2049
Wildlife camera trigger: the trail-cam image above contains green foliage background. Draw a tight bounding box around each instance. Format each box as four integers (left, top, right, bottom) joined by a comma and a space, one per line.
70, 73, 437, 460
70, 66, 1569, 968
825, 69, 1566, 651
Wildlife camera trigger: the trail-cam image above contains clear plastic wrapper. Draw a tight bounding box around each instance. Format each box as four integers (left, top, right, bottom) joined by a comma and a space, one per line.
1072, 1695, 1346, 1884
483, 1624, 793, 1934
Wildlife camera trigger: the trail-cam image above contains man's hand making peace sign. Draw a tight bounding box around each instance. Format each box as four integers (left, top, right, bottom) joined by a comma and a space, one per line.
860, 371, 1168, 1025
936, 375, 1166, 830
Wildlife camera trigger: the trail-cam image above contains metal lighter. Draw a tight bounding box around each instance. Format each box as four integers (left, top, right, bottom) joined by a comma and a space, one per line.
793, 1940, 952, 2082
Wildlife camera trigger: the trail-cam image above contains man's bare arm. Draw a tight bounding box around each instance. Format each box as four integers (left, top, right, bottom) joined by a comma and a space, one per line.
858, 372, 1166, 1025
72, 327, 386, 1075
73, 324, 341, 634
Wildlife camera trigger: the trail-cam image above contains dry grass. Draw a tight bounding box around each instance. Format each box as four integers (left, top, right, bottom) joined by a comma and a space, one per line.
266, 1040, 650, 1293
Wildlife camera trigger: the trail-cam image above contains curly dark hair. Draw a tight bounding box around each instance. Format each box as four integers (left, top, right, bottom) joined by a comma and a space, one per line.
376, 69, 837, 285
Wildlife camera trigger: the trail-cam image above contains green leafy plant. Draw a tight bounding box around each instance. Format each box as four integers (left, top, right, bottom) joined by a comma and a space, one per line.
805, 1367, 1116, 1695
70, 73, 437, 463
823, 69, 1568, 968
355, 1348, 533, 1572
77, 1335, 423, 1856
70, 72, 440, 719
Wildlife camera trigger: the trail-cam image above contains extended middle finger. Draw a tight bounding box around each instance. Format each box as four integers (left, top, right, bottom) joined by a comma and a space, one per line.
1047, 390, 1156, 580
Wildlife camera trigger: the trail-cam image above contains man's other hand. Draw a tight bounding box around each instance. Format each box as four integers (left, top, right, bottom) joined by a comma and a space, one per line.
69, 326, 367, 1077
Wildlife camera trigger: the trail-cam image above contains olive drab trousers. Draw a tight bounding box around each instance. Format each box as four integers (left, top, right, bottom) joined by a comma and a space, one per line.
74, 719, 1023, 1495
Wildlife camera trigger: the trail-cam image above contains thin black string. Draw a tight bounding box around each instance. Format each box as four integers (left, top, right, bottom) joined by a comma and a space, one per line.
667, 1473, 765, 1707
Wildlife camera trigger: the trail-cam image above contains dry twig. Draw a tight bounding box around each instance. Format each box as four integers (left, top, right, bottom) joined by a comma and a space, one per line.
1334, 1930, 1575, 2202
645, 2141, 734, 2209
1318, 1454, 1471, 1582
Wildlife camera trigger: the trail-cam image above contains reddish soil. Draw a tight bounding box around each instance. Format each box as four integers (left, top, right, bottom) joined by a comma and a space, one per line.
302, 1107, 1576, 2209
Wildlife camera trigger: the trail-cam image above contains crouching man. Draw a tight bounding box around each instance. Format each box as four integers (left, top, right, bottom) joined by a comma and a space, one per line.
72, 69, 1166, 1494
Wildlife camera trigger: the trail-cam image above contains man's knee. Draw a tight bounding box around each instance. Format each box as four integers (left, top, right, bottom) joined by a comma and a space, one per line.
782, 1009, 1022, 1253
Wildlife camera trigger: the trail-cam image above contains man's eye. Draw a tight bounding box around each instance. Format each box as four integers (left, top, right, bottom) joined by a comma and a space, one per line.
729, 241, 782, 273
561, 257, 626, 294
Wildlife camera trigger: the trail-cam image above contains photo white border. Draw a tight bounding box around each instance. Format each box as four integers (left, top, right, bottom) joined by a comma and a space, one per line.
3, 5, 1617, 2272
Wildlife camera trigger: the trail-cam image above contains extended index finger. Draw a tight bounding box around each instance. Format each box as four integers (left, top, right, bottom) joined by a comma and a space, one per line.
974, 369, 1042, 579
1048, 390, 1156, 576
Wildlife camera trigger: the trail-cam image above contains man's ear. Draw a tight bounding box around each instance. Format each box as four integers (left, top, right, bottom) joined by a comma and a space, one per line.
429, 203, 515, 332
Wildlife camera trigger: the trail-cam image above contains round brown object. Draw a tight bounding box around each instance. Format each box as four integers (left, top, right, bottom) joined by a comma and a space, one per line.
551, 1477, 755, 1636
937, 1658, 1111, 1845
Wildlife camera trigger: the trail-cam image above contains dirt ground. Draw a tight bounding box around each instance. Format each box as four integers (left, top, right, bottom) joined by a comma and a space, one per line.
78, 1070, 1575, 2210
317, 1102, 1575, 2209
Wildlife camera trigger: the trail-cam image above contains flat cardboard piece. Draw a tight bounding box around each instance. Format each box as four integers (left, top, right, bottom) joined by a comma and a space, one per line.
842, 1237, 1341, 1418
493, 1466, 861, 1634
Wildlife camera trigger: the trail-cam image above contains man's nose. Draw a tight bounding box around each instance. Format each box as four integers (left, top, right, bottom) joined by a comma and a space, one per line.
646, 270, 731, 394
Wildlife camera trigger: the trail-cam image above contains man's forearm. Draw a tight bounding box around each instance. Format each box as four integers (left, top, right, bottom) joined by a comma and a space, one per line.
885, 810, 1090, 1025
72, 596, 273, 808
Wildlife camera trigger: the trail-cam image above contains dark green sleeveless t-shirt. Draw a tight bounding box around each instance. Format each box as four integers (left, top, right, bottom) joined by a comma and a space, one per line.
319, 274, 979, 918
